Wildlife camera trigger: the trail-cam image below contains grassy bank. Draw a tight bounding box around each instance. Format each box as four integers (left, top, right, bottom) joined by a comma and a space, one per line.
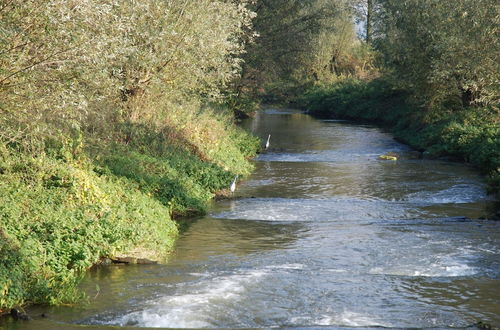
0, 113, 259, 311
299, 79, 500, 195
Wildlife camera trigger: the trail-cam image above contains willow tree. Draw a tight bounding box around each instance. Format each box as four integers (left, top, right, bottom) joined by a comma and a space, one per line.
0, 0, 255, 150
375, 0, 499, 109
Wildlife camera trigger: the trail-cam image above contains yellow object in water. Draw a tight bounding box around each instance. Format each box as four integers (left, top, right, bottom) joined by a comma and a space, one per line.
378, 155, 398, 161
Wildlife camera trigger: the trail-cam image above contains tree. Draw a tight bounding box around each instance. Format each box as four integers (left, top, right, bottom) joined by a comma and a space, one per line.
0, 0, 256, 148
351, 0, 378, 43
238, 0, 371, 98
375, 0, 499, 109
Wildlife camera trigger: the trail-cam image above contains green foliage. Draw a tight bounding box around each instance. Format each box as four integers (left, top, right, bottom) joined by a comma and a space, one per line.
0, 114, 258, 310
300, 78, 410, 122
420, 107, 500, 169
0, 0, 261, 310
0, 0, 256, 149
99, 146, 232, 215
238, 0, 377, 102
0, 150, 179, 309
375, 0, 499, 108
231, 126, 262, 158
224, 94, 261, 119
300, 79, 500, 195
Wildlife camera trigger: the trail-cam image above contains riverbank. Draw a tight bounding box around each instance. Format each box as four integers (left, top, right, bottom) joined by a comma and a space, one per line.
11, 107, 497, 329
0, 0, 262, 312
298, 78, 500, 197
0, 114, 259, 312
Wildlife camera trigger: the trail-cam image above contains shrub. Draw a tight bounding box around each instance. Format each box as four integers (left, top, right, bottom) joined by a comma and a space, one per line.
0, 150, 178, 309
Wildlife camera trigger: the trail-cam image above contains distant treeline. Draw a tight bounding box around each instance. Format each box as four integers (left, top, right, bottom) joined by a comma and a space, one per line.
239, 0, 498, 111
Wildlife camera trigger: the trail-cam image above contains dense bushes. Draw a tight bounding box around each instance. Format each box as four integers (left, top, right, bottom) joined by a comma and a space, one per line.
300, 79, 500, 195
300, 79, 411, 122
0, 0, 255, 147
99, 147, 232, 215
0, 0, 260, 310
0, 121, 259, 310
0, 149, 178, 308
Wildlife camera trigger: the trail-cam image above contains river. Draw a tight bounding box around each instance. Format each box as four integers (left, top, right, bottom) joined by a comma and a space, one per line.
7, 108, 500, 329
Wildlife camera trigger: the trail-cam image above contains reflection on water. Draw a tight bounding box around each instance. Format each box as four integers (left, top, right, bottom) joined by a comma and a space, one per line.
9, 108, 499, 329
170, 218, 306, 259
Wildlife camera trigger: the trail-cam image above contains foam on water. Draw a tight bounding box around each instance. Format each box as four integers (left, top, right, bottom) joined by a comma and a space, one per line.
95, 270, 267, 328
290, 311, 388, 327
369, 262, 477, 277
405, 184, 488, 204
329, 311, 389, 327
265, 263, 305, 270
213, 197, 426, 221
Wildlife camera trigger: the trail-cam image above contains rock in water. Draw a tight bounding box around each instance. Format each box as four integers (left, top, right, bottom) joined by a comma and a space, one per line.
10, 309, 31, 321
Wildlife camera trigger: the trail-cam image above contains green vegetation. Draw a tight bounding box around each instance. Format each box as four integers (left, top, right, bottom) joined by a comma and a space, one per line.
0, 148, 178, 308
0, 0, 259, 310
374, 0, 498, 109
237, 0, 377, 104
241, 0, 498, 194
0, 120, 258, 310
0, 0, 497, 312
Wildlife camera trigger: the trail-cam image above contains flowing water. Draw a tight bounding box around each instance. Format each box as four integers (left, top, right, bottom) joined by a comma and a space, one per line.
7, 108, 500, 329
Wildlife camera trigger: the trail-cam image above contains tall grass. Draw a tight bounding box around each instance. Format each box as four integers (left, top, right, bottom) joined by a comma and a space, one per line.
0, 111, 259, 310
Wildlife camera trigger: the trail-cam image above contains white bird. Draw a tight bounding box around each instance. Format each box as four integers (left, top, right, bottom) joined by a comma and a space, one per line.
265, 134, 271, 149
230, 175, 238, 193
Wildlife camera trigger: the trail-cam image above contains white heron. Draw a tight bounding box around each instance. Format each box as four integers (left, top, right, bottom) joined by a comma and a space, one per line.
265, 134, 271, 149
230, 174, 238, 193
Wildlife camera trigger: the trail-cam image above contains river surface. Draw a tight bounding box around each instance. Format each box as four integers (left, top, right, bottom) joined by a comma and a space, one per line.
7, 108, 500, 329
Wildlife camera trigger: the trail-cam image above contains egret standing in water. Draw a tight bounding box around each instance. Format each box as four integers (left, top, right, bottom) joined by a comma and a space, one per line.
230, 175, 238, 193
265, 134, 271, 150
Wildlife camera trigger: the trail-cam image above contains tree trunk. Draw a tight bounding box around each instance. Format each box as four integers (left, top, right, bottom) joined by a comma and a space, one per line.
366, 0, 373, 43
